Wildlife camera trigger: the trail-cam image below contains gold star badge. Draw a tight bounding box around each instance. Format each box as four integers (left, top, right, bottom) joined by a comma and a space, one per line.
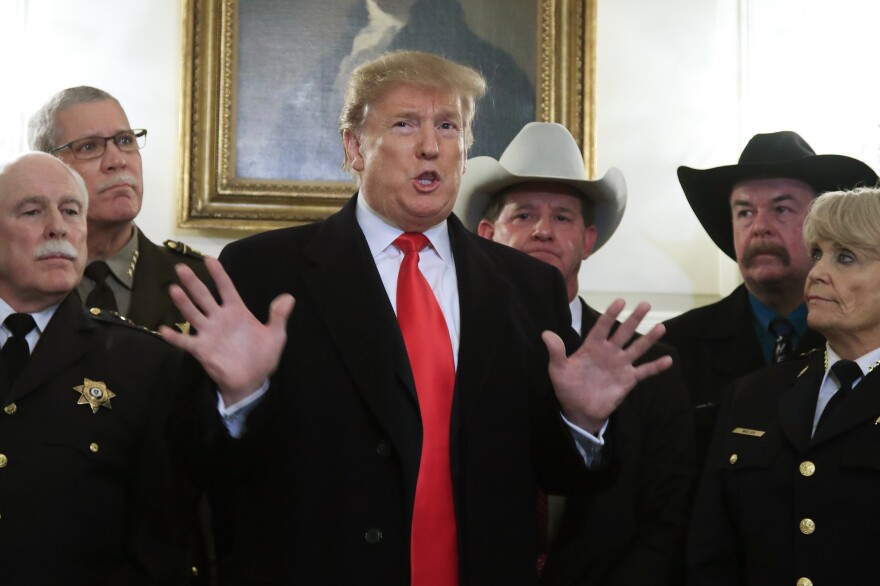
175, 321, 191, 335
73, 379, 116, 413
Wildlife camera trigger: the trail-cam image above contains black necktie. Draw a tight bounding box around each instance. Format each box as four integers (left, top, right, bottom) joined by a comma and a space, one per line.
769, 317, 794, 364
84, 261, 118, 312
2, 313, 37, 385
816, 359, 862, 431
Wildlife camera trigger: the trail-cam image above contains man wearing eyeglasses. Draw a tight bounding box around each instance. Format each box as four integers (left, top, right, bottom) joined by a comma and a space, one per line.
28, 86, 209, 332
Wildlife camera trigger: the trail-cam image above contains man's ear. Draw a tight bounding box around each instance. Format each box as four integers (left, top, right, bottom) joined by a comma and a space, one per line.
582, 225, 598, 259
343, 130, 364, 172
477, 219, 495, 240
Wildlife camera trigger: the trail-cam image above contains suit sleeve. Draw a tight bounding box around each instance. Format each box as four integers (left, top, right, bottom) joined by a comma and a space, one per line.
606, 351, 697, 585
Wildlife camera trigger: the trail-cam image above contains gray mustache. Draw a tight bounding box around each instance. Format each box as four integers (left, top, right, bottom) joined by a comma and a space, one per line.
33, 240, 79, 260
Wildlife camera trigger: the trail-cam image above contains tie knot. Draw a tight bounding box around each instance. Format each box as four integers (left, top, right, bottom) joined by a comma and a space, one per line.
769, 317, 794, 340
831, 359, 862, 388
85, 261, 112, 282
394, 232, 431, 255
4, 313, 36, 337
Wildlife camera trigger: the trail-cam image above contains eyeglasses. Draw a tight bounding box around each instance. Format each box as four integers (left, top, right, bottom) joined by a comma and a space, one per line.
50, 129, 147, 160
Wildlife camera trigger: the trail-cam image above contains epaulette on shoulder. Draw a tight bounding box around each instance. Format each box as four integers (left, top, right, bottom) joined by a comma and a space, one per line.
163, 239, 206, 260
86, 307, 162, 338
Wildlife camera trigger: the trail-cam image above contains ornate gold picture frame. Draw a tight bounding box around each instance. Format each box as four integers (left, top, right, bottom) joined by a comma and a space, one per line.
179, 0, 596, 230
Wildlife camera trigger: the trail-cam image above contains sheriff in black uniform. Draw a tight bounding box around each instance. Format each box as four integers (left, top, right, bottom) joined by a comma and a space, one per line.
28, 85, 209, 331
663, 131, 877, 463
456, 122, 695, 586
0, 153, 189, 585
688, 187, 880, 585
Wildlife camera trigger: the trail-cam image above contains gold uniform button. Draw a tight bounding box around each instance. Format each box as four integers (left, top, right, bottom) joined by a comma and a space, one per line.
89, 442, 100, 453
799, 518, 815, 535
729, 453, 738, 464
799, 461, 816, 476
0, 454, 7, 468
89, 307, 102, 315
3, 403, 16, 415
797, 578, 813, 586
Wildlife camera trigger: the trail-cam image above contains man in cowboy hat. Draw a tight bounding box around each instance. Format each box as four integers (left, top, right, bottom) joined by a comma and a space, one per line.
455, 122, 695, 586
662, 131, 878, 459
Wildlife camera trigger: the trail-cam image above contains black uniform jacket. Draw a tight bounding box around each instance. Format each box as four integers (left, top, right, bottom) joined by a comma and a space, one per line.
542, 300, 696, 586
662, 284, 824, 460
185, 195, 610, 585
128, 228, 210, 331
0, 294, 190, 585
687, 349, 880, 585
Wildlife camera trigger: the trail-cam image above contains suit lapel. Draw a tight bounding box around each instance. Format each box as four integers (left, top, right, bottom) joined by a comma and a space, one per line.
449, 217, 506, 431
710, 286, 767, 378
128, 228, 177, 329
778, 351, 825, 451
301, 198, 421, 463
5, 295, 94, 405
579, 299, 599, 340
812, 362, 880, 445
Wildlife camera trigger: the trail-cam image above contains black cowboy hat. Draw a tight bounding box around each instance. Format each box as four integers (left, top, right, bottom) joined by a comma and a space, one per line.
678, 131, 878, 259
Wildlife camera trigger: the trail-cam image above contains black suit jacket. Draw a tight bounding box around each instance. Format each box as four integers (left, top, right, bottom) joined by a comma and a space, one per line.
127, 228, 210, 331
193, 196, 607, 585
662, 284, 824, 463
687, 349, 880, 585
0, 294, 189, 585
542, 300, 696, 586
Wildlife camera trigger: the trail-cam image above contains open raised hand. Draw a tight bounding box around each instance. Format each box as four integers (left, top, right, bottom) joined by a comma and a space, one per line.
543, 298, 672, 434
159, 256, 295, 406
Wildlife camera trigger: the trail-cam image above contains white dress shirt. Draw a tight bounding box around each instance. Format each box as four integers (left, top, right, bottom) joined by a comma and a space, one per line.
223, 195, 604, 459
0, 297, 58, 353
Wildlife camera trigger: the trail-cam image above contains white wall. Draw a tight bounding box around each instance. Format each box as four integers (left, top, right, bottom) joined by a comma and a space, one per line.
587, 0, 880, 321
3, 0, 879, 323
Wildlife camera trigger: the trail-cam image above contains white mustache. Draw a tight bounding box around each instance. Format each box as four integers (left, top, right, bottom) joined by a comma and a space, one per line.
33, 240, 79, 260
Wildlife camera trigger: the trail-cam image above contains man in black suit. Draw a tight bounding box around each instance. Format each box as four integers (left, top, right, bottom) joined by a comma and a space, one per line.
29, 86, 208, 331
0, 152, 189, 584
162, 52, 671, 585
456, 122, 695, 586
662, 131, 878, 461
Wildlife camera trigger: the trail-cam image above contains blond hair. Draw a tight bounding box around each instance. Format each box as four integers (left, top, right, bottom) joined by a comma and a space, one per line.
804, 186, 880, 259
339, 51, 486, 172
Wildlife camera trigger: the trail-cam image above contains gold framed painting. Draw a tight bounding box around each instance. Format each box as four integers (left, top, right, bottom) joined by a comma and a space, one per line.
179, 0, 596, 229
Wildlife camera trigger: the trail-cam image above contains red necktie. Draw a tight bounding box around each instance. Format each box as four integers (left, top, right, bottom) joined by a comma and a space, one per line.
394, 233, 459, 586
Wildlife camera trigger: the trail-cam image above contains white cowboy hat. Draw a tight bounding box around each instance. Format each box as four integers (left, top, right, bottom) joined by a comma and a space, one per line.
454, 122, 627, 251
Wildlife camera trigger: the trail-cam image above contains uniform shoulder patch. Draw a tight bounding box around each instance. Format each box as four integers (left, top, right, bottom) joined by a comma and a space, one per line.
163, 239, 206, 260
86, 307, 162, 338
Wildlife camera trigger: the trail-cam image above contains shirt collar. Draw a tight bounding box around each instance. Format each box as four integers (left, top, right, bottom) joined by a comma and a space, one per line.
569, 296, 583, 336
355, 192, 453, 265
825, 344, 880, 378
93, 224, 138, 290
0, 295, 59, 336
748, 292, 808, 336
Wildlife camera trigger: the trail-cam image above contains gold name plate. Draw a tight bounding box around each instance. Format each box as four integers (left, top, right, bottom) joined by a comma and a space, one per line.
732, 427, 765, 437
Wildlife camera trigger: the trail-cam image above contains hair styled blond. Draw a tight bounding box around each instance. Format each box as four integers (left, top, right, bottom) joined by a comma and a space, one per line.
339, 51, 487, 172
804, 186, 880, 259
